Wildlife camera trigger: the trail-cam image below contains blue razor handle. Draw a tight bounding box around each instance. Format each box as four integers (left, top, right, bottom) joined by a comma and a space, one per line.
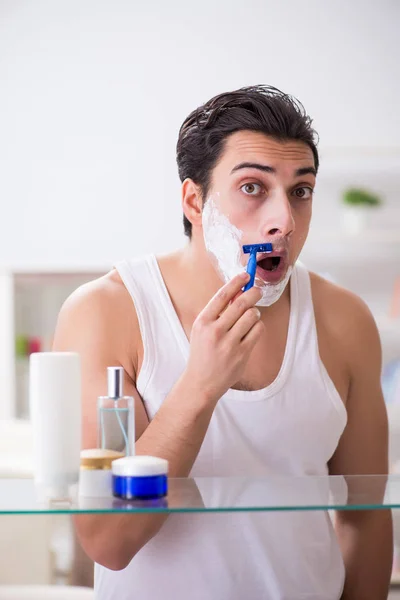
243, 243, 273, 291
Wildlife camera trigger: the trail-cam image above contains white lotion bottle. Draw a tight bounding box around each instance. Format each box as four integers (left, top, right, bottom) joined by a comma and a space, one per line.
29, 352, 81, 502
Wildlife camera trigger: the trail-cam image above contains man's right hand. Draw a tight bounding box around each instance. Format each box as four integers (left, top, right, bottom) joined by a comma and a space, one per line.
184, 272, 264, 403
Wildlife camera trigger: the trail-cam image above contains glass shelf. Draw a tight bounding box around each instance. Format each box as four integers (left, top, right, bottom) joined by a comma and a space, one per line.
0, 474, 399, 515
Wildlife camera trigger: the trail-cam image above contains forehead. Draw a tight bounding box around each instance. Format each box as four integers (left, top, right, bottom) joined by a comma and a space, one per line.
218, 130, 315, 170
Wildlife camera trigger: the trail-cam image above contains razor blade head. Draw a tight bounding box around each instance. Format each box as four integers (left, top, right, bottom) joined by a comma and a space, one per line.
242, 243, 273, 254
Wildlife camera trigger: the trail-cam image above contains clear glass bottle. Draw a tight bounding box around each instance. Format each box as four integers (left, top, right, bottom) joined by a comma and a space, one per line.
97, 366, 135, 456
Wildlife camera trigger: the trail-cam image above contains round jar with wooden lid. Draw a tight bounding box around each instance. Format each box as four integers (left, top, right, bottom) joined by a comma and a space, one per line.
79, 449, 124, 498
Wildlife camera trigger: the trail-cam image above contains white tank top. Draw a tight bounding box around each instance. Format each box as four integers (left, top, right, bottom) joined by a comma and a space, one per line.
95, 255, 347, 600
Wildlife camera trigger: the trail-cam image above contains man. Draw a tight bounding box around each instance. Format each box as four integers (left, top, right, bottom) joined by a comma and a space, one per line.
53, 85, 392, 599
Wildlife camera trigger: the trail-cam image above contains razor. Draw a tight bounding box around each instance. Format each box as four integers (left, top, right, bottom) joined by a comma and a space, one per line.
243, 243, 273, 291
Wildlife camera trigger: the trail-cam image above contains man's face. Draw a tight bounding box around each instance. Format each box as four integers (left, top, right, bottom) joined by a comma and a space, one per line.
203, 131, 316, 285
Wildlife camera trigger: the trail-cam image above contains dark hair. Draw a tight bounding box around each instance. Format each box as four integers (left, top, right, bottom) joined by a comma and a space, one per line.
176, 84, 319, 238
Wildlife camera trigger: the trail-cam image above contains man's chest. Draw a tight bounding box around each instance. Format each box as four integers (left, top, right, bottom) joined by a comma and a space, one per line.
180, 307, 290, 392
173, 281, 349, 401
231, 331, 287, 391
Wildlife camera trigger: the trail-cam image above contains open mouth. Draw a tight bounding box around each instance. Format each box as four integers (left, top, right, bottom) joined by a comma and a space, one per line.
257, 256, 281, 272
255, 252, 287, 284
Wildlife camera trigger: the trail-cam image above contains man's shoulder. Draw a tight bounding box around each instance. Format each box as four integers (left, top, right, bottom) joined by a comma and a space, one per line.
63, 269, 129, 315
56, 269, 138, 340
308, 269, 380, 360
309, 269, 370, 316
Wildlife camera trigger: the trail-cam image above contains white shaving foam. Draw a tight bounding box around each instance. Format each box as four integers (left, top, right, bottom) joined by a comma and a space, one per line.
202, 194, 292, 307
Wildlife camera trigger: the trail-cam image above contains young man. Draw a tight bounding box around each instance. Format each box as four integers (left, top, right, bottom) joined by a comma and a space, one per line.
53, 85, 392, 599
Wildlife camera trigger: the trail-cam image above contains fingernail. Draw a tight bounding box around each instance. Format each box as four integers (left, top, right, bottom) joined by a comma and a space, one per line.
255, 308, 261, 319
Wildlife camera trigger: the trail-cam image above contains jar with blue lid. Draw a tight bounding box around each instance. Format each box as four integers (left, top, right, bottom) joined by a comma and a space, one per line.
112, 455, 168, 500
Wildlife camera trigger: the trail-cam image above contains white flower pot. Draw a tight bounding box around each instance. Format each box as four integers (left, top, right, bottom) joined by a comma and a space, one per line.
341, 205, 374, 235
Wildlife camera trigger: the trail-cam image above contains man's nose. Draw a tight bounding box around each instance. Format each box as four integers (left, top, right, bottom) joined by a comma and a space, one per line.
260, 194, 295, 239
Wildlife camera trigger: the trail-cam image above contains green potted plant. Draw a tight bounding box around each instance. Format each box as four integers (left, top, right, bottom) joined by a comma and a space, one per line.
341, 187, 383, 235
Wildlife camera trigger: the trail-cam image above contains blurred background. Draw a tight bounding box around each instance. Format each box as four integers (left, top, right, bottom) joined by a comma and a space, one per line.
0, 0, 399, 597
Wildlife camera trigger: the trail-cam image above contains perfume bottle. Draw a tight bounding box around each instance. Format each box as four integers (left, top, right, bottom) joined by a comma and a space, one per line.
97, 366, 135, 456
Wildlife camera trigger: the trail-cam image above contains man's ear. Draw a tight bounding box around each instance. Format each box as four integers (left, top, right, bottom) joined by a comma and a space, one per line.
182, 179, 203, 232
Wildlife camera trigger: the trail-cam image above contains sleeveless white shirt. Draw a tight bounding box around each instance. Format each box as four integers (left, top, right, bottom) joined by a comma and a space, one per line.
95, 255, 347, 600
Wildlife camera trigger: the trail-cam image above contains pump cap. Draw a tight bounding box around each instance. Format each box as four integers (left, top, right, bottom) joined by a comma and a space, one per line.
107, 366, 124, 398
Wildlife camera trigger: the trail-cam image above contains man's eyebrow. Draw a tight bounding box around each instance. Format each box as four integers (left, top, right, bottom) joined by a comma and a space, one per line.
295, 167, 317, 177
230, 162, 317, 177
230, 162, 275, 174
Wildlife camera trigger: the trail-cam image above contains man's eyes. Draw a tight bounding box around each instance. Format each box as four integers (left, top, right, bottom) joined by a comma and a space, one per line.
240, 183, 263, 196
293, 187, 314, 200
240, 183, 314, 199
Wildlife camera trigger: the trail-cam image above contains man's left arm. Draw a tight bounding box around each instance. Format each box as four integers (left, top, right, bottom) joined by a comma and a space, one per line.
329, 297, 393, 600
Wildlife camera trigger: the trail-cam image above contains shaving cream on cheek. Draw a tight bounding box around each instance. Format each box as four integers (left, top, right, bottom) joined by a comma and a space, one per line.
201, 195, 244, 283
201, 194, 292, 307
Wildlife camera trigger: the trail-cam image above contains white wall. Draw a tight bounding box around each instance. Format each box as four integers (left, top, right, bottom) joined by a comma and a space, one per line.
0, 0, 398, 270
